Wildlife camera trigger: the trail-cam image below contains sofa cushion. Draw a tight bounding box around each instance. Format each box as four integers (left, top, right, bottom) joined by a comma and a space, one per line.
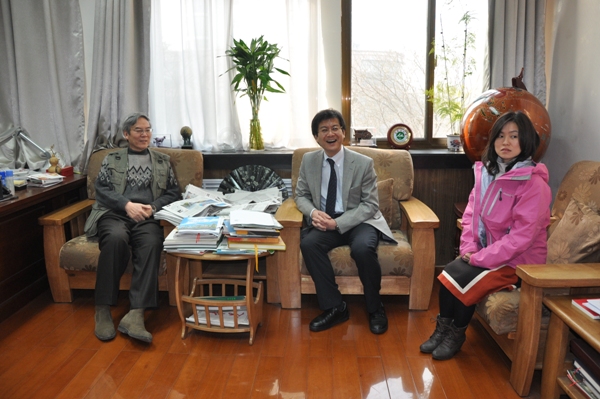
300, 230, 413, 277
547, 198, 600, 263
549, 161, 600, 236
377, 178, 394, 228
60, 235, 167, 275
475, 288, 551, 335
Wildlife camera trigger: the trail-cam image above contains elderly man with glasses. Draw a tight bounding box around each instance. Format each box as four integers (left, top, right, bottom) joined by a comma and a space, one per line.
84, 112, 180, 343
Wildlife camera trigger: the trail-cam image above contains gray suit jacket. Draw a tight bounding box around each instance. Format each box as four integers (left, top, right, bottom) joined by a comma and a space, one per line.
295, 147, 396, 242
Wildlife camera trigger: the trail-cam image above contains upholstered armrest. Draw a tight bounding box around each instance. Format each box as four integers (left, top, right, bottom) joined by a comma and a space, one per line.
275, 197, 303, 228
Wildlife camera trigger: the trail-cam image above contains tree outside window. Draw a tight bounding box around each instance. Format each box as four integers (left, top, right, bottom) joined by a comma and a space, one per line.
346, 0, 487, 147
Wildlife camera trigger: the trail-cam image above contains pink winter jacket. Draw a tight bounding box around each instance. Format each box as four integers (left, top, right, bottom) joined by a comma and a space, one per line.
460, 161, 552, 270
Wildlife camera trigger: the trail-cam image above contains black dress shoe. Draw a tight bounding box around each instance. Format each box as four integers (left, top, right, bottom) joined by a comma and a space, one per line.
369, 305, 388, 334
309, 302, 349, 332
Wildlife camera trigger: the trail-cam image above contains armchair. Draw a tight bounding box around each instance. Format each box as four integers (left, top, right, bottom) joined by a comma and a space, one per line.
473, 160, 600, 396
38, 148, 203, 305
273, 147, 439, 310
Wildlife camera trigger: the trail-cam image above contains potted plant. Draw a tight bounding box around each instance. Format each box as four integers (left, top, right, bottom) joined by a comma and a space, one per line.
224, 36, 290, 150
425, 11, 475, 142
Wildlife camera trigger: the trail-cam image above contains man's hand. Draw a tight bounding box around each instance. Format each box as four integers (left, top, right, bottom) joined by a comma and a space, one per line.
311, 209, 338, 231
125, 202, 153, 222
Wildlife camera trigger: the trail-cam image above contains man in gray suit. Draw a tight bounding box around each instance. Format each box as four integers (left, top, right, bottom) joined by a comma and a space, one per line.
296, 109, 396, 334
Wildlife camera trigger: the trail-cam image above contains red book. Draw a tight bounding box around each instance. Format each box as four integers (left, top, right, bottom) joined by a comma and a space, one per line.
572, 298, 600, 320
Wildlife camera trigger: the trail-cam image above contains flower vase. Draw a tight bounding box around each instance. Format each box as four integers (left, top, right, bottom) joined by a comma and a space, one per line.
249, 117, 264, 150
446, 134, 462, 152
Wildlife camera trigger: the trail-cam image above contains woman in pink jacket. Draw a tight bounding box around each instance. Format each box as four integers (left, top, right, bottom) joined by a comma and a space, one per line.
420, 111, 552, 360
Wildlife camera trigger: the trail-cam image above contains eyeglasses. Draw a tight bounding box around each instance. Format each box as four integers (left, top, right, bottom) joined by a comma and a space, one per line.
319, 125, 342, 135
131, 128, 152, 135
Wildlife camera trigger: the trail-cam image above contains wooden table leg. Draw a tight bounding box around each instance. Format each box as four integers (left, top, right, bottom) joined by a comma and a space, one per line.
510, 282, 543, 396
540, 311, 570, 399
266, 252, 280, 304
174, 256, 188, 339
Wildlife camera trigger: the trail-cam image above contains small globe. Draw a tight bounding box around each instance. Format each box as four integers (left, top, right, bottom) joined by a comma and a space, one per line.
460, 87, 551, 163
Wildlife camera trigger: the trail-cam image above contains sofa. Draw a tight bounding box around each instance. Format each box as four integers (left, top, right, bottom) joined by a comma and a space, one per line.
38, 147, 203, 305
273, 147, 439, 310
473, 160, 600, 395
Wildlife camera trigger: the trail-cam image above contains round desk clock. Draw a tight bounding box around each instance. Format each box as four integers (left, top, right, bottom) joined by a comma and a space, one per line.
387, 123, 413, 149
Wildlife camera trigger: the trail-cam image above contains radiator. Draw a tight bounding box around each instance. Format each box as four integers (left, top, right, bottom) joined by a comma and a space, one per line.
201, 178, 292, 198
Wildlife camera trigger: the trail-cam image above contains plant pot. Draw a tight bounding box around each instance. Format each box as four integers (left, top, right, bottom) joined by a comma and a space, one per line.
249, 117, 264, 150
446, 135, 461, 152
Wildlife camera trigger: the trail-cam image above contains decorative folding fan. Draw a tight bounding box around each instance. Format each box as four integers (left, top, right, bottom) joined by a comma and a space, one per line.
218, 165, 289, 200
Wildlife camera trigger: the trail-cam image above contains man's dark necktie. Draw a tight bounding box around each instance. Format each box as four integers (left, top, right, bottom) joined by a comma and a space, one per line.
325, 158, 337, 217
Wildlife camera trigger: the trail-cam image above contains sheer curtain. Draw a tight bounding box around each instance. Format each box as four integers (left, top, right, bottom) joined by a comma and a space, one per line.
149, 0, 327, 151
487, 0, 547, 103
0, 0, 85, 170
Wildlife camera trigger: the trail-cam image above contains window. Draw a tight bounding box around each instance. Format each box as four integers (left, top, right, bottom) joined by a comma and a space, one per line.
343, 0, 487, 147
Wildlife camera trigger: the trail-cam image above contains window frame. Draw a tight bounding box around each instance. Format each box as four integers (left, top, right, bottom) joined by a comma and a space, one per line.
341, 0, 446, 149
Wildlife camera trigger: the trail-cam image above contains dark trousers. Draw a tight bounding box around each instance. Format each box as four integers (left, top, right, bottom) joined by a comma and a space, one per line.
300, 223, 382, 313
95, 212, 163, 308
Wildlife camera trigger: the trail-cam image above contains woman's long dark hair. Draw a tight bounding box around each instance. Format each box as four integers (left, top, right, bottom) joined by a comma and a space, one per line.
482, 111, 540, 175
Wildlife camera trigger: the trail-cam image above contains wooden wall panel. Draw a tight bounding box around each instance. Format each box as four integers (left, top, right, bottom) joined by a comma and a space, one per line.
413, 168, 474, 265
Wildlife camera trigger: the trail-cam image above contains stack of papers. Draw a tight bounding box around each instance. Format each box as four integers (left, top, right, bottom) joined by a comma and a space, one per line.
154, 184, 283, 225
226, 210, 286, 251
27, 172, 64, 187
155, 198, 230, 226
163, 216, 224, 253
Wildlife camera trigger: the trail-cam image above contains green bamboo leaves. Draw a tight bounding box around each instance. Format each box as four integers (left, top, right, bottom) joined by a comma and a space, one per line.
223, 36, 290, 149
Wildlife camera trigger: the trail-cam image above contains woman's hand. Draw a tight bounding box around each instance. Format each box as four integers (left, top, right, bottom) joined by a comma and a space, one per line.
462, 252, 473, 264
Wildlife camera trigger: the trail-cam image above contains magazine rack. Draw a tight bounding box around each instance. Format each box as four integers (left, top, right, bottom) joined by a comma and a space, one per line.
173, 252, 268, 345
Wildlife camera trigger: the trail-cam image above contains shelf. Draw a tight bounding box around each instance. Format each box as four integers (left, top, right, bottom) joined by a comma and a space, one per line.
558, 375, 589, 399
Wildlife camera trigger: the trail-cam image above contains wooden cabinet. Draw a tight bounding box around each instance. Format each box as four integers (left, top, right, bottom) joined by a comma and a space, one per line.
0, 175, 87, 322
541, 295, 600, 398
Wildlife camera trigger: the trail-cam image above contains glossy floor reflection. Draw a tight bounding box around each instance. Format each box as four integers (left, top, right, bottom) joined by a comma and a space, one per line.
0, 280, 541, 398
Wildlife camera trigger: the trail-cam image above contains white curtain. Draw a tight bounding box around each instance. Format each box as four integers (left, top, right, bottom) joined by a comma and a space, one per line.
487, 0, 547, 104
149, 0, 327, 151
0, 0, 85, 170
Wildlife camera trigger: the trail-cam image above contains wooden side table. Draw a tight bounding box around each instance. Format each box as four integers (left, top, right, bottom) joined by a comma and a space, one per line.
512, 263, 600, 396
173, 252, 271, 345
540, 295, 600, 398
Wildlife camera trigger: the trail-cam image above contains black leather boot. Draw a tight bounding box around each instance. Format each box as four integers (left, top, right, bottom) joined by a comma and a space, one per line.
420, 315, 453, 353
432, 323, 467, 360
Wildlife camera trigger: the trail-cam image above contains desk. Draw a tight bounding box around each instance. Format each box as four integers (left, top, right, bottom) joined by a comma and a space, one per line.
512, 263, 600, 396
541, 295, 600, 398
0, 174, 87, 322
173, 252, 272, 345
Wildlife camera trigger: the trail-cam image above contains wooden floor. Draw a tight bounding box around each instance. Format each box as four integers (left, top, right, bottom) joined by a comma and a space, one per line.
0, 280, 543, 399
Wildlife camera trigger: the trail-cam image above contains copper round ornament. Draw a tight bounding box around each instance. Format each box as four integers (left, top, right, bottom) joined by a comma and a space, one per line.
460, 87, 551, 163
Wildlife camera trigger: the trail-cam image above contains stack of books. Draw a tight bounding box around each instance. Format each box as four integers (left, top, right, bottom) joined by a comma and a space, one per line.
568, 338, 600, 399
226, 210, 286, 251
572, 298, 600, 319
163, 216, 224, 254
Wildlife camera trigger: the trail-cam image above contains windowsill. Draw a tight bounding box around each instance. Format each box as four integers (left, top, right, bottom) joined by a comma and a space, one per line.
201, 147, 472, 170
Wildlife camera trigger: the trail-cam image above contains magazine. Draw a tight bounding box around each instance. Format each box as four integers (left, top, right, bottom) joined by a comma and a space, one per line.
186, 305, 249, 327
